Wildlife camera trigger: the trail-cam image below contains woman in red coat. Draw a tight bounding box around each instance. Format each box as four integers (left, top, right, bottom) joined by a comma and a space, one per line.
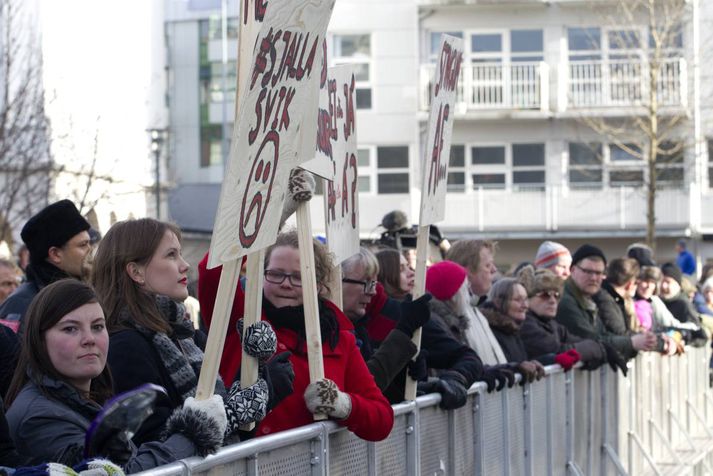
198, 231, 394, 442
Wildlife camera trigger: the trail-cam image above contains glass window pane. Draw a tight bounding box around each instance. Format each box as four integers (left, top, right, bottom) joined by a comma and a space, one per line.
512, 143, 545, 167
608, 30, 640, 49
649, 26, 683, 49
568, 27, 601, 51
471, 34, 502, 53
569, 169, 603, 184
472, 146, 505, 165
472, 173, 505, 188
353, 63, 370, 82
610, 170, 644, 186
708, 167, 713, 188
611, 144, 642, 161
377, 146, 409, 168
378, 173, 409, 194
358, 176, 371, 192
431, 32, 463, 56
656, 167, 683, 183
450, 145, 465, 167
569, 143, 602, 165
656, 142, 683, 164
511, 30, 543, 53
357, 149, 370, 167
335, 34, 370, 57
356, 88, 372, 109
447, 173, 465, 192
513, 170, 545, 185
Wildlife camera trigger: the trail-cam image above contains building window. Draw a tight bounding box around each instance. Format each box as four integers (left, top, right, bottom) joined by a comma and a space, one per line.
447, 145, 466, 192
655, 141, 684, 186
376, 146, 409, 194
333, 34, 372, 110
357, 147, 374, 193
200, 125, 224, 167
569, 142, 603, 188
512, 143, 545, 189
471, 145, 506, 190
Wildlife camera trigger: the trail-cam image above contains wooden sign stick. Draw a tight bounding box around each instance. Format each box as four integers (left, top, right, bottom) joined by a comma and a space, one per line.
327, 267, 343, 309
295, 202, 326, 420
195, 259, 241, 400
403, 225, 429, 401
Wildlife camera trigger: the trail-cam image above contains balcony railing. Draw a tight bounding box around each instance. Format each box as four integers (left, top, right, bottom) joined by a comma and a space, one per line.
566, 57, 686, 109
419, 61, 548, 112
419, 57, 686, 113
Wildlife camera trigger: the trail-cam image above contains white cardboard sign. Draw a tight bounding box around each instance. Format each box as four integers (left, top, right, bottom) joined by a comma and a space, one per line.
208, 0, 335, 269
319, 65, 360, 265
418, 35, 463, 226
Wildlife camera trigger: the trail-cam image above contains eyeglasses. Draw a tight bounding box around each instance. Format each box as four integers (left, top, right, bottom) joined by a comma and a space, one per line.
535, 290, 561, 300
575, 265, 605, 278
342, 278, 378, 294
264, 270, 302, 287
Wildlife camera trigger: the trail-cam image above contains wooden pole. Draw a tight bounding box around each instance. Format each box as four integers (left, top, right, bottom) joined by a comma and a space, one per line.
403, 225, 429, 401
195, 259, 241, 400
295, 202, 326, 420
327, 267, 343, 309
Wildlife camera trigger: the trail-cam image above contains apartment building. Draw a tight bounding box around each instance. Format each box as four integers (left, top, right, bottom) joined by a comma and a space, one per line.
164, 0, 713, 267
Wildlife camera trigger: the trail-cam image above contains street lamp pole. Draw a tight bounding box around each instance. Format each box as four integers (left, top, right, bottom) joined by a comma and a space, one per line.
148, 129, 165, 219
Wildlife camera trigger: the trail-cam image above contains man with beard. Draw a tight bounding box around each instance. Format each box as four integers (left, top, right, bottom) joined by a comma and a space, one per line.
0, 200, 91, 332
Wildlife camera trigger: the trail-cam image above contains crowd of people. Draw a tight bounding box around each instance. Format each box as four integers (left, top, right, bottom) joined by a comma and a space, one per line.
0, 181, 711, 474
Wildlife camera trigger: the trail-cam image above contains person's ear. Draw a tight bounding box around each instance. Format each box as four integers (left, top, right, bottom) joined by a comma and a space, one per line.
126, 262, 145, 285
47, 246, 63, 266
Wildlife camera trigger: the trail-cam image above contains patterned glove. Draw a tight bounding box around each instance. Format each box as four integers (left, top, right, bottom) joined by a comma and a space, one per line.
279, 168, 316, 230
224, 378, 269, 431
304, 378, 352, 419
236, 319, 278, 362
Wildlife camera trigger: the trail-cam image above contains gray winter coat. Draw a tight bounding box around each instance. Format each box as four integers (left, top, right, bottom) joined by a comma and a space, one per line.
6, 376, 197, 471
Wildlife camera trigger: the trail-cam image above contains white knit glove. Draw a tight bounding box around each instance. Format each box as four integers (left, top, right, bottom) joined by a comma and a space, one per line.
303, 378, 352, 420
184, 395, 228, 436
279, 168, 316, 230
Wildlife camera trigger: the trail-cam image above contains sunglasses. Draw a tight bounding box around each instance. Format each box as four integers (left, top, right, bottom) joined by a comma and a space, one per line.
535, 290, 561, 300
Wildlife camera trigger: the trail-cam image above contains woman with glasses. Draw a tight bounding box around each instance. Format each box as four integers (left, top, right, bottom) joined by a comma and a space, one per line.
518, 266, 624, 371
199, 231, 394, 442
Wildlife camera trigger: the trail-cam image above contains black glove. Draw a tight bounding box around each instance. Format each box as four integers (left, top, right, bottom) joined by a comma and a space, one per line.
602, 342, 628, 376
480, 366, 516, 392
407, 349, 429, 382
262, 351, 295, 411
397, 294, 432, 337
416, 374, 467, 410
89, 429, 133, 466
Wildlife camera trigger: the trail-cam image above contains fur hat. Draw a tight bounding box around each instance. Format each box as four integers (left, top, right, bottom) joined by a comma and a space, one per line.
627, 242, 656, 267
661, 262, 682, 286
517, 265, 563, 297
21, 200, 91, 260
571, 244, 607, 267
534, 241, 570, 269
425, 260, 467, 301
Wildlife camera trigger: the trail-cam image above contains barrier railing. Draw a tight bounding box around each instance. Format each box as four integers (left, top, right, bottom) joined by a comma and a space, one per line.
135, 346, 713, 476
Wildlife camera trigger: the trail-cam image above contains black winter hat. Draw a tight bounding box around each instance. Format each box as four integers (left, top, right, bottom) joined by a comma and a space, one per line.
21, 200, 91, 260
660, 262, 682, 286
627, 243, 656, 267
571, 244, 607, 267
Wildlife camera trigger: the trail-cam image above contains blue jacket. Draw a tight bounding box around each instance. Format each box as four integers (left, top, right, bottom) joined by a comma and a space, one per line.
677, 250, 696, 276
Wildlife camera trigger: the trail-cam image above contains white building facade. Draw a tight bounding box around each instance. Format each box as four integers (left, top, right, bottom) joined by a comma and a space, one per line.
164, 0, 713, 265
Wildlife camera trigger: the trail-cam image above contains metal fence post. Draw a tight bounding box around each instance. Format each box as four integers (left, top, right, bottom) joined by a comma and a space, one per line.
310, 429, 326, 476
503, 388, 511, 476
524, 382, 533, 476
474, 392, 485, 476
406, 406, 420, 476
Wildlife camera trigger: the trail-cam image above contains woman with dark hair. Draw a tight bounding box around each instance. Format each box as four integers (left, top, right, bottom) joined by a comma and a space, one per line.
92, 218, 273, 445
199, 230, 394, 441
4, 279, 227, 469
376, 249, 415, 300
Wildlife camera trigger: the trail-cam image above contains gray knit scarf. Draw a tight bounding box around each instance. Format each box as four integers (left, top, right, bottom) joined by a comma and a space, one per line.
120, 296, 224, 401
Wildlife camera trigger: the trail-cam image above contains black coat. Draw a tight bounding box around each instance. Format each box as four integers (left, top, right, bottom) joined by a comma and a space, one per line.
480, 304, 528, 363
520, 310, 582, 358
0, 324, 19, 399
0, 396, 22, 468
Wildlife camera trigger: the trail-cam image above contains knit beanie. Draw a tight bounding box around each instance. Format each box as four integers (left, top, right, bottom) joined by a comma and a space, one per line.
425, 260, 467, 301
661, 262, 682, 286
534, 241, 570, 269
626, 243, 656, 267
571, 244, 607, 267
21, 200, 91, 261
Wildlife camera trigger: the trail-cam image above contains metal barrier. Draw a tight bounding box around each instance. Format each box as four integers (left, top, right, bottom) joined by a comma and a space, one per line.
135, 346, 713, 476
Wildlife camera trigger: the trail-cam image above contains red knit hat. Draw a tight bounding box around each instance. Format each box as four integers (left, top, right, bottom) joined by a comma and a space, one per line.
426, 260, 467, 301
